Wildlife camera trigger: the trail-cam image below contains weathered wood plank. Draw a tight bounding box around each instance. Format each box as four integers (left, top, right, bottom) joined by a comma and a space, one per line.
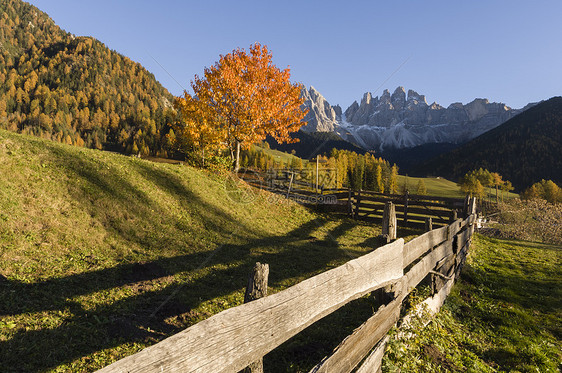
96, 240, 404, 373
243, 263, 269, 373
357, 196, 450, 209
401, 239, 454, 293
310, 298, 401, 373
459, 215, 472, 230
381, 202, 397, 242
457, 227, 471, 250
355, 336, 389, 373
433, 254, 455, 293
356, 209, 451, 225
358, 204, 452, 218
448, 218, 463, 240
358, 216, 449, 230
403, 225, 448, 268
420, 272, 456, 315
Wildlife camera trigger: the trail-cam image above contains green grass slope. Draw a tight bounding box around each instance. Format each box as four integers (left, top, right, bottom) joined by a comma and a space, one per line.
0, 129, 400, 372
384, 234, 562, 372
398, 175, 518, 200
398, 175, 464, 198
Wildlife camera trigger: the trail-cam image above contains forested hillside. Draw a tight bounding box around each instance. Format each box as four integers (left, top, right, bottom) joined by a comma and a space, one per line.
413, 97, 562, 190
266, 130, 365, 159
0, 0, 176, 155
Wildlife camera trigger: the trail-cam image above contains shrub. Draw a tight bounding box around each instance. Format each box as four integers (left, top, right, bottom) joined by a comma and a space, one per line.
491, 199, 562, 244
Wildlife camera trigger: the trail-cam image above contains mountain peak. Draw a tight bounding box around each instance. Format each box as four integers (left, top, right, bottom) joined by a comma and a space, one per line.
391, 87, 406, 110
407, 89, 427, 105
300, 86, 339, 132
300, 85, 527, 151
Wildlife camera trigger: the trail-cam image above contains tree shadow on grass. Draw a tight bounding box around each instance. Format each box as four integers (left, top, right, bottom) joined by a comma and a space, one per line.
48, 147, 259, 253
1, 145, 387, 371
0, 218, 368, 372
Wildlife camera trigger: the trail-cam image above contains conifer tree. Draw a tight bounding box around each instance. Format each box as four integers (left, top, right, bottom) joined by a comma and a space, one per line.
416, 179, 427, 195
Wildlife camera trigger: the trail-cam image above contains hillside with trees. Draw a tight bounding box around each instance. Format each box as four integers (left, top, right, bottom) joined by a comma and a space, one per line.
0, 0, 176, 155
412, 97, 562, 190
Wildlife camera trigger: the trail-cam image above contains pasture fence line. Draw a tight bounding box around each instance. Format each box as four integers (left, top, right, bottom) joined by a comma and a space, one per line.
96, 197, 478, 373
239, 169, 468, 230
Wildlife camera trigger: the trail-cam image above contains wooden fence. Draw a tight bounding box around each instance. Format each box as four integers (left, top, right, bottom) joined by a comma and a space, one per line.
348, 190, 467, 229
96, 199, 477, 373
239, 170, 467, 230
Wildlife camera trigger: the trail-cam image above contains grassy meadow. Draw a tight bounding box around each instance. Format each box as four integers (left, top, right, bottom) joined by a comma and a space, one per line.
0, 129, 554, 372
0, 129, 422, 372
384, 233, 562, 372
398, 175, 519, 200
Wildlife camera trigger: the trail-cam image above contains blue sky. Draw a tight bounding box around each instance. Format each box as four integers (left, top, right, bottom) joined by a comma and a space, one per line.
29, 0, 561, 109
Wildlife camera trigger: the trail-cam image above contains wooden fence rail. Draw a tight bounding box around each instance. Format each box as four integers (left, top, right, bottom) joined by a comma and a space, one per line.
97, 197, 477, 373
349, 191, 465, 229
238, 170, 466, 229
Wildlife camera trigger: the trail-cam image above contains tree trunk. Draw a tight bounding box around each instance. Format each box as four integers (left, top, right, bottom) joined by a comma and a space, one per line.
234, 140, 241, 173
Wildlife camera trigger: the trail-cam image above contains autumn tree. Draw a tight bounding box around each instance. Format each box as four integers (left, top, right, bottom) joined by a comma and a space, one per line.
388, 164, 399, 194
522, 179, 562, 204
171, 94, 226, 167
181, 43, 308, 171
375, 164, 384, 193
416, 179, 427, 195
500, 180, 514, 202
490, 172, 503, 203
458, 171, 485, 198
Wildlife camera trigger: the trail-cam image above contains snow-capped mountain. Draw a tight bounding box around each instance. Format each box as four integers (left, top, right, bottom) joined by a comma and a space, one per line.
300, 86, 531, 151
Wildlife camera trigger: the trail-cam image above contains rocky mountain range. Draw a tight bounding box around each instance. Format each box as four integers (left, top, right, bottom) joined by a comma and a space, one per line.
300, 86, 533, 151
300, 86, 342, 133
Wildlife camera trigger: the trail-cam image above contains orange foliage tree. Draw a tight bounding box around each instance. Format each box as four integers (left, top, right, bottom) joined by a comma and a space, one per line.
175, 43, 308, 171
172, 94, 226, 167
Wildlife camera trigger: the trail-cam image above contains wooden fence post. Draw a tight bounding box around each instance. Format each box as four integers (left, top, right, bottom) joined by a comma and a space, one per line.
463, 195, 470, 218
425, 217, 433, 232
348, 189, 353, 217
286, 172, 294, 199
449, 210, 457, 223
381, 202, 397, 243
243, 262, 269, 373
354, 191, 361, 220
469, 197, 477, 216
403, 191, 409, 226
